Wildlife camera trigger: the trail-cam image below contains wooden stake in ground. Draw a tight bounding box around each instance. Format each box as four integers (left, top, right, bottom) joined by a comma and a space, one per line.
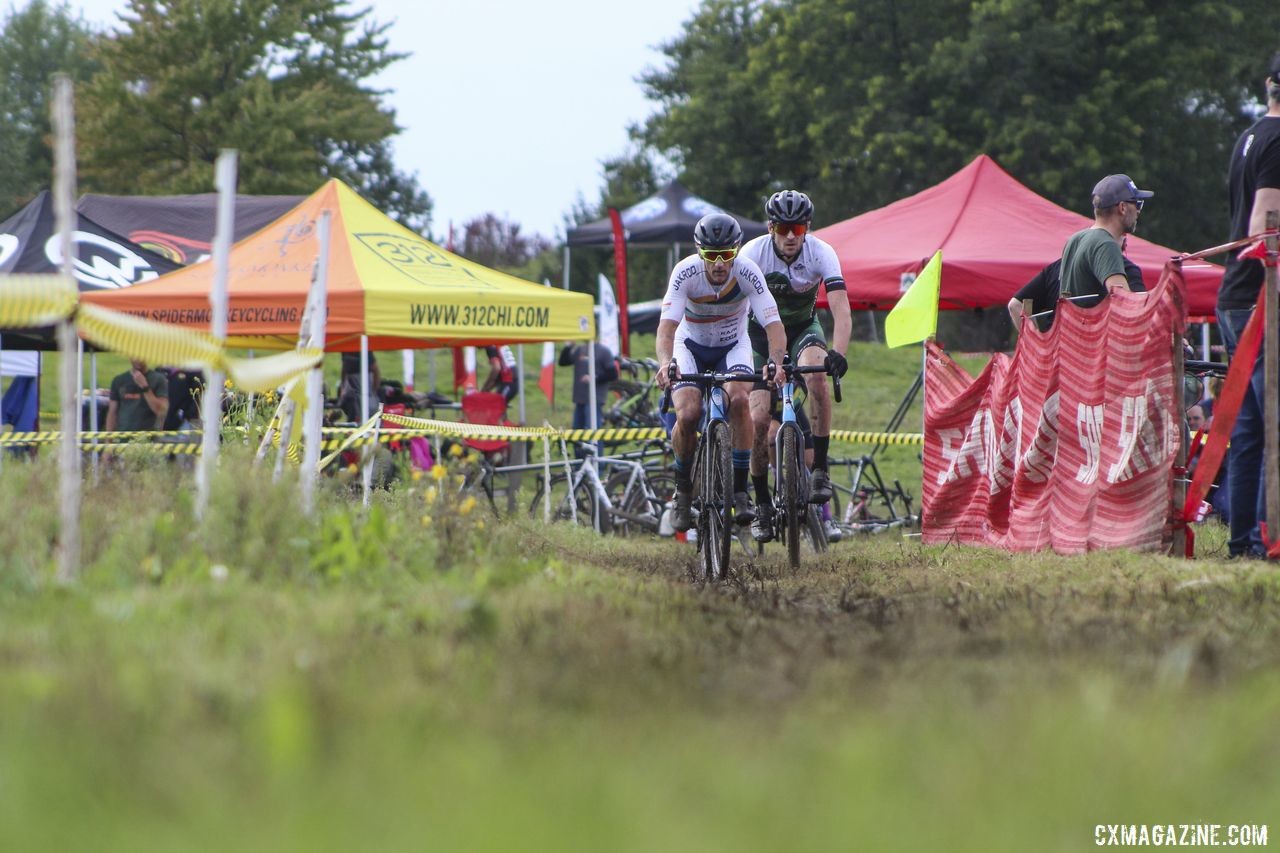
300, 211, 331, 515
197, 150, 237, 520
52, 75, 80, 585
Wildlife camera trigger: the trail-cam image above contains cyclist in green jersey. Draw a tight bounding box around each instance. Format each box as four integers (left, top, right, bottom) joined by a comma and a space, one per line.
740, 190, 851, 542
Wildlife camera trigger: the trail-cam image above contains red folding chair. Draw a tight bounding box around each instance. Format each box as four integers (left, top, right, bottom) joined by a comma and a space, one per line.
460, 391, 512, 457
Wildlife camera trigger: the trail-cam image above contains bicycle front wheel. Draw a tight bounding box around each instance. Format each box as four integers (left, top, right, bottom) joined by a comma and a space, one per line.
701, 420, 734, 582
778, 423, 802, 570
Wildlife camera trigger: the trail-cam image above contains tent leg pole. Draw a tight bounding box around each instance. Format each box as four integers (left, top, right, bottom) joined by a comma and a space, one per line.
517, 343, 526, 424
89, 352, 99, 481
361, 334, 372, 505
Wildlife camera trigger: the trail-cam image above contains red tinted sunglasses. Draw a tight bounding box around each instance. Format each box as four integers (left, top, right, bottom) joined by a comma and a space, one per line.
772, 222, 809, 237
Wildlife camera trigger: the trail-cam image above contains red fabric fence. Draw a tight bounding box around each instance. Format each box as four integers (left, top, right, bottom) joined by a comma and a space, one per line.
922, 260, 1188, 554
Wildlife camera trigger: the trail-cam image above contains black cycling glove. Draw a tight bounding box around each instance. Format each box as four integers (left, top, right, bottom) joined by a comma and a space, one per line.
824, 349, 848, 379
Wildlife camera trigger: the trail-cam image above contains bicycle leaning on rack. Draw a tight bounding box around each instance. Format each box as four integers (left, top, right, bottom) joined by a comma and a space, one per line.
762, 356, 841, 569
522, 440, 676, 536
604, 357, 664, 430
661, 365, 759, 583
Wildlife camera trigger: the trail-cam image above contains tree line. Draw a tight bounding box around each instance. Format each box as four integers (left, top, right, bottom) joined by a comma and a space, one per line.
1, 0, 430, 231
4, 0, 1276, 293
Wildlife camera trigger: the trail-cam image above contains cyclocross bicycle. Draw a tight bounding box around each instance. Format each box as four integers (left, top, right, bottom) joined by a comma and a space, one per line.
766, 357, 841, 569
662, 366, 759, 583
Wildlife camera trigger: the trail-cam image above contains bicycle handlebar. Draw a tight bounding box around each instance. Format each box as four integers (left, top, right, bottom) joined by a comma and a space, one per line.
659, 364, 759, 414
771, 359, 843, 404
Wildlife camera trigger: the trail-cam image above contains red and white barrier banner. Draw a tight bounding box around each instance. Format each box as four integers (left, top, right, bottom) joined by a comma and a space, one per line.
922, 260, 1188, 554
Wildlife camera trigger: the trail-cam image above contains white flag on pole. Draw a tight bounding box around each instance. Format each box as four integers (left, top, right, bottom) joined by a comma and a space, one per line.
597, 272, 620, 355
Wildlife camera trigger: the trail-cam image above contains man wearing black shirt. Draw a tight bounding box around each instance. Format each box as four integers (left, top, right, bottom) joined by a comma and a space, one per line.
1008, 245, 1146, 333
1216, 53, 1280, 558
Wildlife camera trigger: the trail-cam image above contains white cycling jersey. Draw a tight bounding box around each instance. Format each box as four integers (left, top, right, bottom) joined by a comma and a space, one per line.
659, 254, 781, 349
739, 233, 845, 328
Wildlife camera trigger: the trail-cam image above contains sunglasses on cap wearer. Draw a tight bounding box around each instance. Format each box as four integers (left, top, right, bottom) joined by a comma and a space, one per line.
698, 246, 738, 263
1123, 198, 1145, 212
771, 222, 809, 237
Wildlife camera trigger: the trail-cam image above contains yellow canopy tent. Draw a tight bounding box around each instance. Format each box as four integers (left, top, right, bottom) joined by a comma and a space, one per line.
82, 179, 595, 350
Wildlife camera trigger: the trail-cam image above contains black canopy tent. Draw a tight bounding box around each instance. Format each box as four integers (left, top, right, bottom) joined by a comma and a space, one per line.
0, 190, 183, 349
563, 181, 768, 353
78, 192, 304, 264
566, 180, 767, 249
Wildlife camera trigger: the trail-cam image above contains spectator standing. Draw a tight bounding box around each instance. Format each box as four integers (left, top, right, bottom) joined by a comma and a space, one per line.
105, 360, 168, 432
1008, 238, 1146, 332
163, 368, 206, 430
559, 341, 619, 455
1059, 174, 1154, 309
1215, 53, 1280, 558
337, 351, 381, 423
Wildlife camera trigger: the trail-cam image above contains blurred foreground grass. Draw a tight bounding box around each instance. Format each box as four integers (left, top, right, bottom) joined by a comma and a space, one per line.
0, 451, 1277, 850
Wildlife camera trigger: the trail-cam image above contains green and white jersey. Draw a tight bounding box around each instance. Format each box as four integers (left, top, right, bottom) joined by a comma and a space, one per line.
740, 234, 845, 328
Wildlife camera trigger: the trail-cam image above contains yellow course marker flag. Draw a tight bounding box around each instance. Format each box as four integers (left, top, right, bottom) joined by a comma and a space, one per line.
0, 274, 78, 328
885, 250, 942, 348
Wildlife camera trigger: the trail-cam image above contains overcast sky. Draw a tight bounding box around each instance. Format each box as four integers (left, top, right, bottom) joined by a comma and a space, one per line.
68, 0, 700, 241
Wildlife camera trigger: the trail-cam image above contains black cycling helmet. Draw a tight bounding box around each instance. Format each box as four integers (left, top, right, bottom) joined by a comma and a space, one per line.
693, 212, 743, 249
765, 190, 814, 224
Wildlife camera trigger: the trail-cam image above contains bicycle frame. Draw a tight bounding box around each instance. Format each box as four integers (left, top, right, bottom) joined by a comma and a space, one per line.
768, 359, 838, 567
662, 367, 758, 581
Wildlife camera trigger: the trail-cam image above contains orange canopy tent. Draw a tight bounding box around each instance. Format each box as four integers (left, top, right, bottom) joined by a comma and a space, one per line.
82, 180, 595, 350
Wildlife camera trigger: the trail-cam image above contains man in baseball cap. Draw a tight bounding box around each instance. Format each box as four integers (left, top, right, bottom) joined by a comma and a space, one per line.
1058, 174, 1154, 308
1091, 174, 1155, 209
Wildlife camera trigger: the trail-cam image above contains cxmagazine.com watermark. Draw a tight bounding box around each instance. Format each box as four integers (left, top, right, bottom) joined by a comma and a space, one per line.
1096, 824, 1268, 846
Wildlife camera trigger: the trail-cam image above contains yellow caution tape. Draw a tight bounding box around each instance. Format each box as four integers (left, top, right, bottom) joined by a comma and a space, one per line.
317, 414, 381, 470
559, 428, 665, 442
228, 349, 326, 395
828, 429, 924, 446
77, 302, 223, 368
381, 412, 557, 439
0, 429, 202, 445
76, 303, 323, 394
0, 422, 923, 451
0, 274, 78, 328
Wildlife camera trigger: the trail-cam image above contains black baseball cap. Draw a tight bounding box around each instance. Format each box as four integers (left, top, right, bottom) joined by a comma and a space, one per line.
1269, 52, 1280, 81
1092, 174, 1154, 208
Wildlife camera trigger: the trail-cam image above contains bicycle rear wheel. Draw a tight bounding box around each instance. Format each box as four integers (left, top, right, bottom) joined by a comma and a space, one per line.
778, 423, 802, 570
529, 471, 610, 533
701, 420, 733, 582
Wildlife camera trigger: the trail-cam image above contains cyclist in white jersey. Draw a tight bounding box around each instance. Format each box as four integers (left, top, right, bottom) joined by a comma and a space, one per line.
656, 212, 786, 532
739, 190, 850, 542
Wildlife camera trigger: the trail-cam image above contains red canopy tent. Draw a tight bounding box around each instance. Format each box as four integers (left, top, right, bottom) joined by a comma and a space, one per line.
815, 155, 1222, 318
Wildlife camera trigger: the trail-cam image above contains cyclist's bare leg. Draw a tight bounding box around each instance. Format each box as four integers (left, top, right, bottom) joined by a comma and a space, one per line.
799, 344, 831, 436
671, 386, 703, 465
727, 380, 753, 453
748, 387, 773, 478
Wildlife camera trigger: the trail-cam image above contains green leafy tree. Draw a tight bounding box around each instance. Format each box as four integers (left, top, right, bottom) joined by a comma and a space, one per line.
0, 0, 97, 214
77, 0, 430, 230
636, 0, 1275, 252
457, 212, 551, 272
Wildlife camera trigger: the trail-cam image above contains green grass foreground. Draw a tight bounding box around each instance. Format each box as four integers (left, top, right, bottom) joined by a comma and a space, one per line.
0, 454, 1278, 850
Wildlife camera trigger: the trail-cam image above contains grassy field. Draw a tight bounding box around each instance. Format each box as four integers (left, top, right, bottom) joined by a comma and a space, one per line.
2, 339, 1276, 850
